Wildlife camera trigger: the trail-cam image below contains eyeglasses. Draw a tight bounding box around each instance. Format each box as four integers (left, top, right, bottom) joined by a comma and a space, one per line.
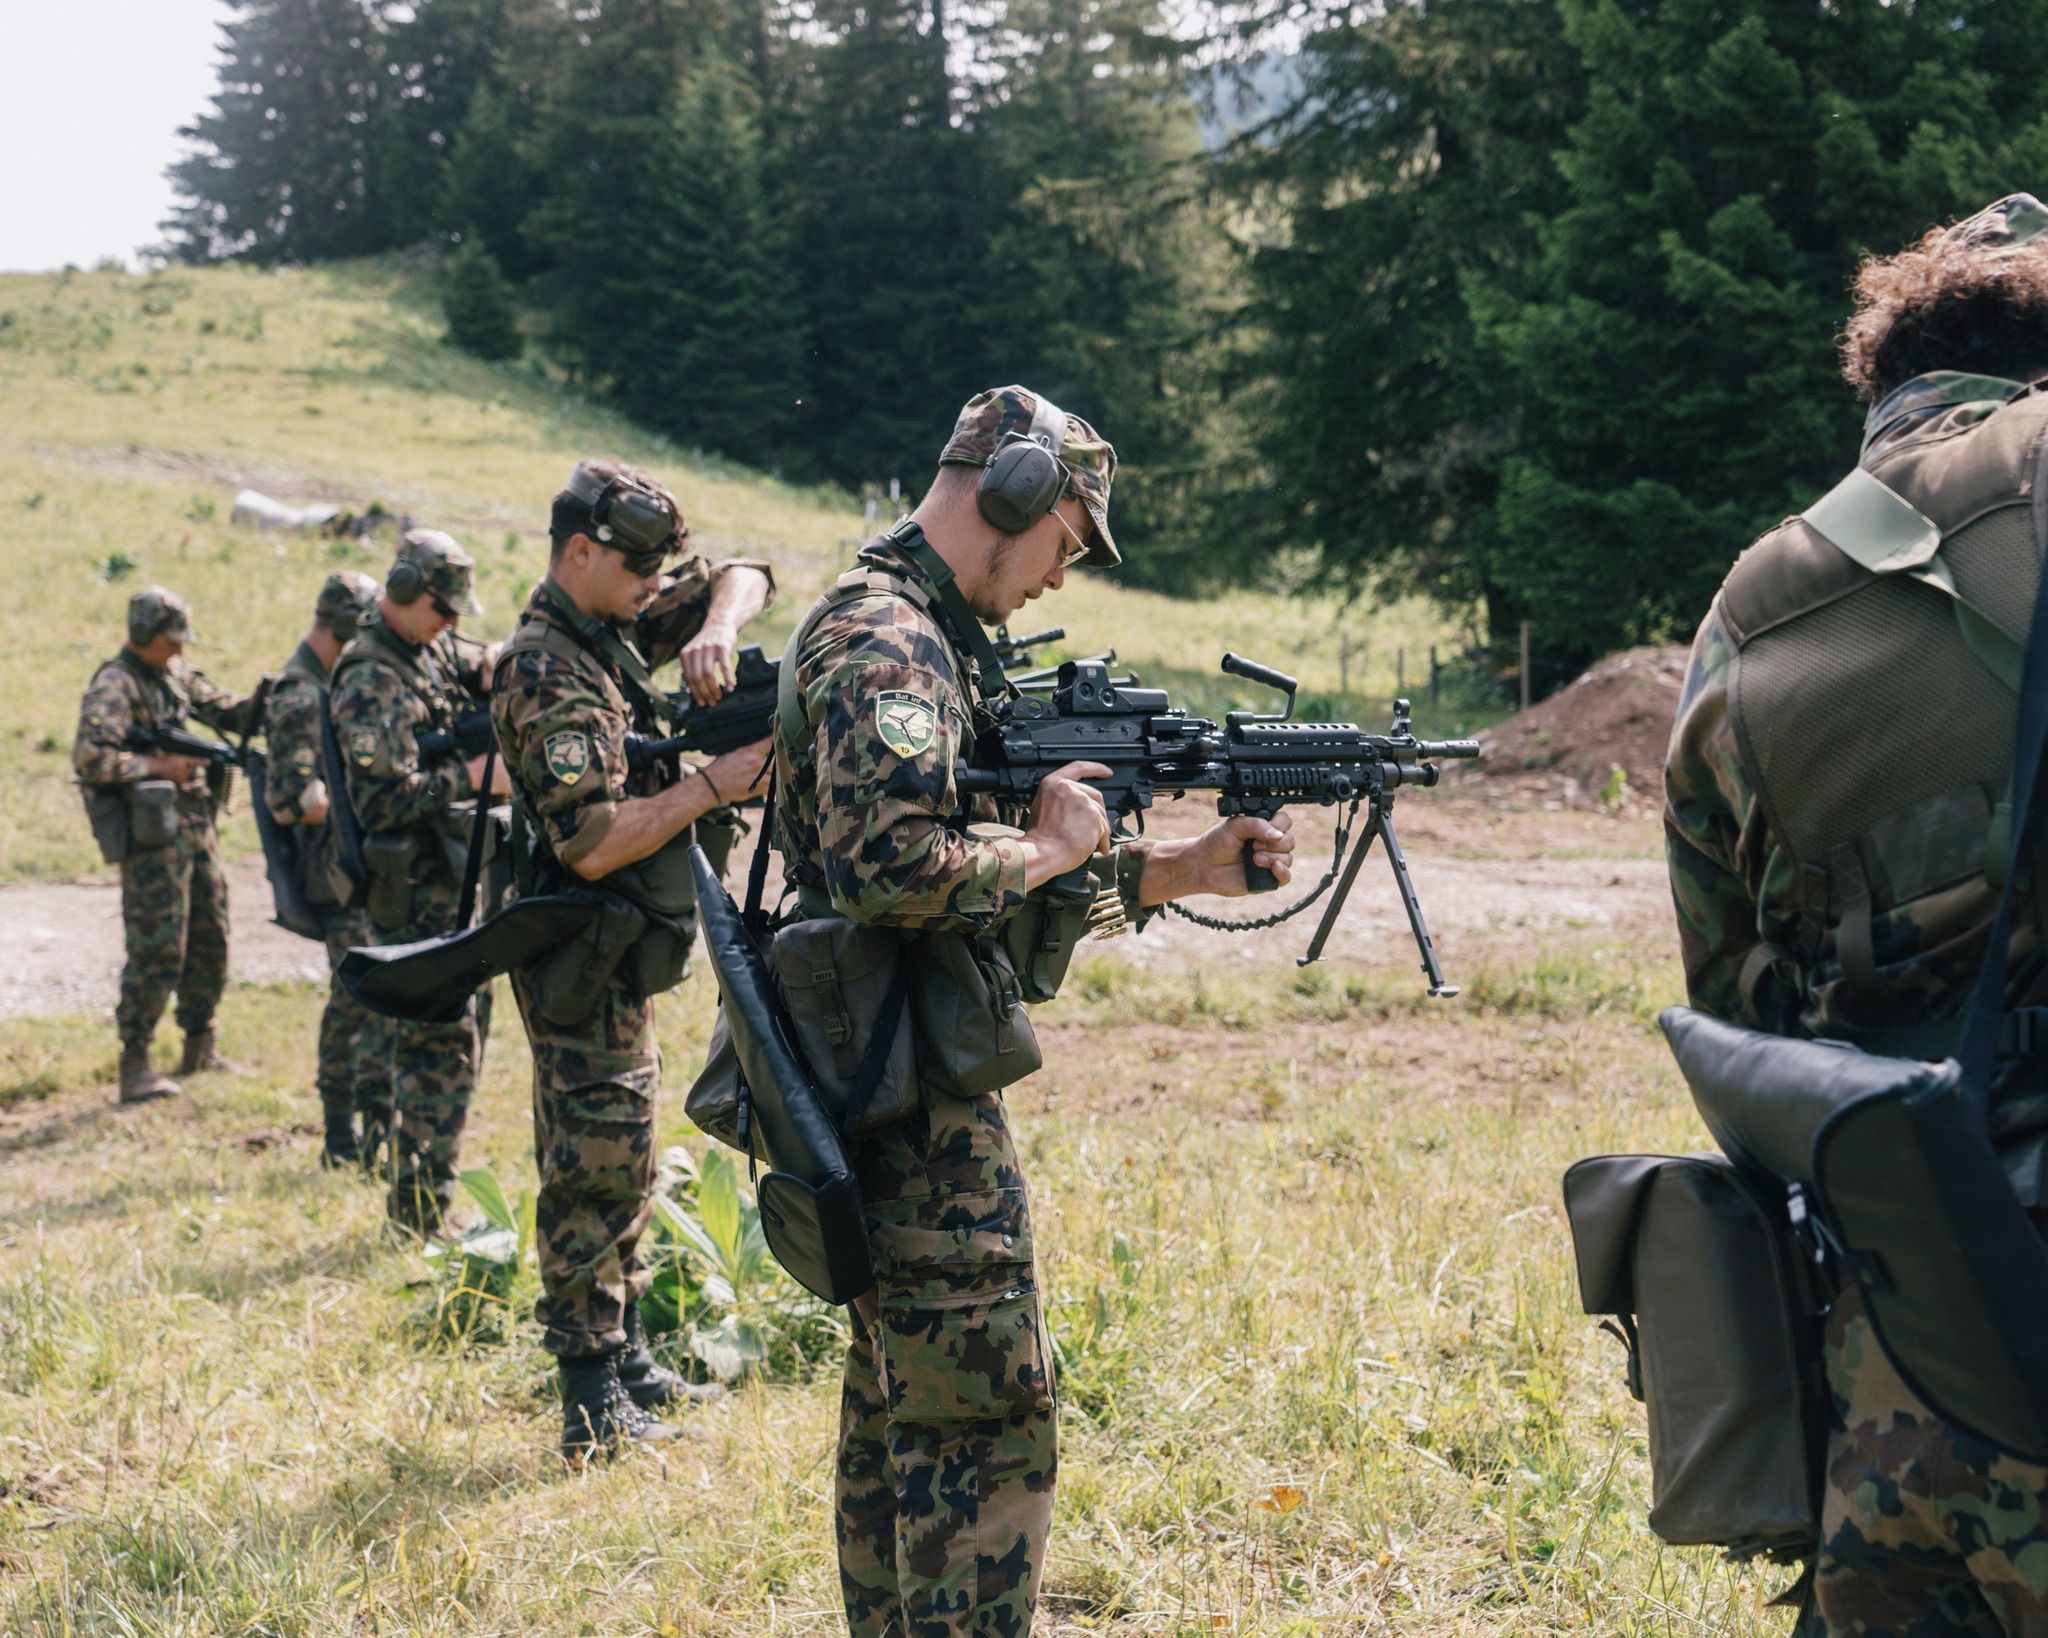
1050, 506, 1092, 571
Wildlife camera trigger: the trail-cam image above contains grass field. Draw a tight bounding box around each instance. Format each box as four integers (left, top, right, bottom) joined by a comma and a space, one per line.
0, 261, 1773, 1636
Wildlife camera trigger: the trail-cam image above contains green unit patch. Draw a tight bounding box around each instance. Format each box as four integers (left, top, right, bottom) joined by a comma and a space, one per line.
291, 749, 316, 777
347, 726, 379, 768
546, 730, 592, 784
875, 691, 937, 760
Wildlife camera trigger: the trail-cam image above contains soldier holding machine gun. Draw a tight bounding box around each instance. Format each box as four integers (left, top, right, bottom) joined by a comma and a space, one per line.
73, 586, 267, 1104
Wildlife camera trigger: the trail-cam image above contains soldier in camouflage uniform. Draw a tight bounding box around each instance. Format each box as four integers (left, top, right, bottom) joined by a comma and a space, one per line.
1666, 196, 2048, 1635
73, 586, 265, 1103
491, 458, 775, 1461
331, 531, 509, 1234
777, 387, 1295, 1636
263, 571, 387, 1167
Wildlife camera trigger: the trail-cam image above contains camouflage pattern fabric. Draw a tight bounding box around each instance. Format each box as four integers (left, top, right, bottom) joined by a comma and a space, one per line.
836, 1091, 1055, 1638
1800, 1290, 2048, 1637
781, 537, 1126, 1632
265, 646, 387, 1129
491, 562, 771, 1354
939, 385, 1120, 565
331, 618, 483, 1225
74, 649, 261, 1048
1668, 369, 2048, 1630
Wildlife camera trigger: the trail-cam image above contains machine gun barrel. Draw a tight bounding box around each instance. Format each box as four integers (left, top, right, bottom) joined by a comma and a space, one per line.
993, 625, 1066, 669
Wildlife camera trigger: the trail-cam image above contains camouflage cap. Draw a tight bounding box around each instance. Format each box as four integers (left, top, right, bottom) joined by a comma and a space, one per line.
1941, 194, 2048, 253
393, 528, 484, 619
314, 570, 380, 639
939, 385, 1120, 566
127, 584, 194, 644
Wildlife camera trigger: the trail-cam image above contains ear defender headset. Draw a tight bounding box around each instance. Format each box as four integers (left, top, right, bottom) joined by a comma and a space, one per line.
564, 463, 678, 558
976, 394, 1071, 535
386, 551, 426, 605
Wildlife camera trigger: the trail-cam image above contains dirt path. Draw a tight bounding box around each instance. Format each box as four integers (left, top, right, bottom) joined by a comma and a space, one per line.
0, 805, 1675, 1020
0, 857, 327, 1019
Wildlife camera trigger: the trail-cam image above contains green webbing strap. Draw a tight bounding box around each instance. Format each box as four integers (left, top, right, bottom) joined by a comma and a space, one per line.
536, 576, 684, 728
1802, 467, 2025, 694
887, 522, 1013, 705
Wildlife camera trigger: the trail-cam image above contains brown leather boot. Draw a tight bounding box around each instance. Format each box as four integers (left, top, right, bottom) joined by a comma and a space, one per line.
118, 1043, 181, 1104
177, 1028, 246, 1076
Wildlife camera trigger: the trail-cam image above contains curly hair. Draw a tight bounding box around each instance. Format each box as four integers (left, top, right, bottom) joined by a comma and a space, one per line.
1841, 226, 2048, 404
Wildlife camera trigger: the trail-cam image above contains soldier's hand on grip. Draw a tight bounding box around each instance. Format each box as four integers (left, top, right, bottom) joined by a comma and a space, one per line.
1022, 760, 1113, 884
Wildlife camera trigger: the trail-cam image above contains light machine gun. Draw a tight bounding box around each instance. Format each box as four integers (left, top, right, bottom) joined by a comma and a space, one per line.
955, 654, 1480, 993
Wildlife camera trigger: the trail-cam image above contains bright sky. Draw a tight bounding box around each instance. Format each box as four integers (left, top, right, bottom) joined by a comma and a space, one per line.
0, 0, 237, 272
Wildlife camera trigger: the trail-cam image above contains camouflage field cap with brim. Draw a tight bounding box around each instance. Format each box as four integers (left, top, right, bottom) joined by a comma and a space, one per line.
939, 385, 1120, 567
315, 570, 381, 640
128, 584, 195, 644
394, 528, 484, 618
1941, 193, 2048, 253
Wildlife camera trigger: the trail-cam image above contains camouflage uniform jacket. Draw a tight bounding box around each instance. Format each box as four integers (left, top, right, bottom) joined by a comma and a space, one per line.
775, 532, 1148, 936
490, 560, 774, 875
1667, 370, 2048, 1078
73, 649, 261, 821
262, 640, 333, 824
330, 617, 477, 846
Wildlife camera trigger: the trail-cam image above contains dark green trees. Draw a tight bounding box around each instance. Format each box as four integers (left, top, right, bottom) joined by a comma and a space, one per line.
442, 238, 522, 360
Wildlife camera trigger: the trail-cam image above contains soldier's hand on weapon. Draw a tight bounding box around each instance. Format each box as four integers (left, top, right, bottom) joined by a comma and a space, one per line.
146, 752, 204, 783
680, 618, 740, 706
1177, 811, 1298, 898
1021, 760, 1114, 888
463, 752, 512, 797
697, 740, 774, 807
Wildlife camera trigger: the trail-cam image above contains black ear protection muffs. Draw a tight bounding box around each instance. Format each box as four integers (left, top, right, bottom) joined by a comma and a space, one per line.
976, 394, 1071, 535
386, 553, 425, 605
565, 462, 678, 556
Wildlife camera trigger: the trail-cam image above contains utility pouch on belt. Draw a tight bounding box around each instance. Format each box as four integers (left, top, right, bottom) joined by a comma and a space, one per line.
997, 886, 1097, 1004
363, 831, 420, 930
773, 918, 917, 1134
911, 933, 1044, 1100
530, 896, 646, 1026
84, 785, 132, 864
1563, 1149, 1824, 1560
125, 780, 179, 851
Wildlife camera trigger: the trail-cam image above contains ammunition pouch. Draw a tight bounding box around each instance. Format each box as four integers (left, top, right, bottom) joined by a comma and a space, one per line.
299, 828, 342, 909
83, 785, 131, 864
686, 1008, 745, 1149
1663, 1004, 2048, 1461
910, 932, 1044, 1101
362, 832, 420, 930
1564, 1150, 1825, 1560
998, 884, 1097, 1004
125, 780, 180, 853
772, 918, 917, 1135
527, 896, 648, 1026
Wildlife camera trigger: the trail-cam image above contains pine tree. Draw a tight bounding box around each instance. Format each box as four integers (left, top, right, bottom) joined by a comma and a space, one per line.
1472, 0, 2048, 679
652, 50, 809, 461
439, 81, 545, 280
442, 237, 522, 360
163, 0, 389, 262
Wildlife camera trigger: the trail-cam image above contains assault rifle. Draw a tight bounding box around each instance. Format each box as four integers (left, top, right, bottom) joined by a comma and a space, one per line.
124, 723, 245, 766
627, 644, 780, 772
415, 702, 495, 764
992, 624, 1064, 669
954, 654, 1481, 993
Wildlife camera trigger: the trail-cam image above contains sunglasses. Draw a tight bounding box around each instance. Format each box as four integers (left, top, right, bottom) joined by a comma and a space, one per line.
606, 543, 670, 577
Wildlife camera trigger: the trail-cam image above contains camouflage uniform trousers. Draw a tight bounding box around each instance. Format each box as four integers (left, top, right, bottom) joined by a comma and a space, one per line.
837, 1088, 1057, 1638
1798, 1286, 2048, 1636
317, 904, 389, 1131
507, 967, 660, 1357
375, 872, 486, 1225
117, 808, 228, 1049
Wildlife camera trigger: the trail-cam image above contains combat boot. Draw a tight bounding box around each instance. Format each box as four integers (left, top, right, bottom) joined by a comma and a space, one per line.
617, 1300, 726, 1413
560, 1349, 679, 1466
319, 1110, 361, 1170
117, 1043, 180, 1104
177, 1028, 247, 1076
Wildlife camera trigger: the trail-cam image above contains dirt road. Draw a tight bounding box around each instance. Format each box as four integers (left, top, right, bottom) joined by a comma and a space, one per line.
0, 803, 1670, 1019
0, 858, 327, 1019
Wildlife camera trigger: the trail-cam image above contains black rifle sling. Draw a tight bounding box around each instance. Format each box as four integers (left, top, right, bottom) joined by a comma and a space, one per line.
456, 734, 496, 931
537, 576, 684, 728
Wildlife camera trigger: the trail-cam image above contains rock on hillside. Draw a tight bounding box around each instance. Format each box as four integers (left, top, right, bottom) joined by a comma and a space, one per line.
1452, 644, 1689, 816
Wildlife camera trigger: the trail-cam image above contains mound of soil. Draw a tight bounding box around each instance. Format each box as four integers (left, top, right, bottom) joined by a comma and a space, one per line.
1452, 643, 1688, 816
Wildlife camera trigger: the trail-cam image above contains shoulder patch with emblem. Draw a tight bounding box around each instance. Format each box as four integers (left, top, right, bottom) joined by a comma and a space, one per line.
874, 691, 938, 760
545, 730, 592, 784
347, 726, 379, 768
291, 749, 317, 777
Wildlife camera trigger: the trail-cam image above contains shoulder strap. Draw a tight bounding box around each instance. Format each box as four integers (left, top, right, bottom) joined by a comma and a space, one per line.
1955, 432, 2048, 1108
885, 520, 1013, 705
536, 578, 681, 729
